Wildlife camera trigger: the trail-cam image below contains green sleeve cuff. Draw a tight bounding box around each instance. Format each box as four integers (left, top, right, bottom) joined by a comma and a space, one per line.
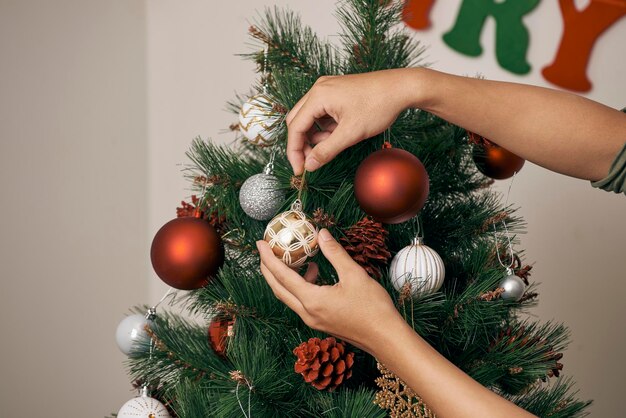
591, 141, 626, 195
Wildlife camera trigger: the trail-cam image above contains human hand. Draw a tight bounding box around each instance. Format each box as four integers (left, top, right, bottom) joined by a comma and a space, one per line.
286, 68, 420, 175
256, 228, 403, 353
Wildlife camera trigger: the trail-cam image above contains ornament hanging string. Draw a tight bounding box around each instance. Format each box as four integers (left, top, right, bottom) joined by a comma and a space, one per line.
235, 381, 252, 418
232, 371, 253, 418
383, 128, 392, 148
152, 287, 178, 310
297, 170, 307, 203
414, 215, 423, 239
493, 173, 517, 270
262, 46, 269, 94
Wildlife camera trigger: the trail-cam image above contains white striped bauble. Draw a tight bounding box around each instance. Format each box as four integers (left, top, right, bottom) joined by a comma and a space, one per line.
117, 389, 171, 418
389, 237, 445, 298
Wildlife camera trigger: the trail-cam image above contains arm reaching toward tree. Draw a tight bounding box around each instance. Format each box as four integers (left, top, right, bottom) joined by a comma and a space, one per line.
257, 231, 535, 418
287, 68, 626, 182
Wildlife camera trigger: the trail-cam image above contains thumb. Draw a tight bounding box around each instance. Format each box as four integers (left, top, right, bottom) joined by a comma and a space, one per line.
317, 229, 359, 277
304, 123, 356, 172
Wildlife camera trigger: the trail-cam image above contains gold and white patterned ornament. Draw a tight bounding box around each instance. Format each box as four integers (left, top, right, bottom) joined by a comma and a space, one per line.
238, 93, 282, 146
389, 236, 445, 298
117, 386, 171, 418
264, 199, 318, 268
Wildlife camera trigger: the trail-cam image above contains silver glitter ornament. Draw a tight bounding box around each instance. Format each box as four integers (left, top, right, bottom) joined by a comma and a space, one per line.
499, 268, 526, 301
239, 162, 285, 221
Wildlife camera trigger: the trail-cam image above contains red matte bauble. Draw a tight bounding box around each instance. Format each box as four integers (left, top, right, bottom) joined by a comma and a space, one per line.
354, 146, 429, 224
472, 143, 525, 180
208, 317, 235, 357
150, 215, 224, 290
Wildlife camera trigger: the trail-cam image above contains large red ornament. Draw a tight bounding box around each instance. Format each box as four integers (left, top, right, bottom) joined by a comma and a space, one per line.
354, 143, 429, 224
208, 316, 235, 357
150, 209, 224, 290
471, 136, 525, 180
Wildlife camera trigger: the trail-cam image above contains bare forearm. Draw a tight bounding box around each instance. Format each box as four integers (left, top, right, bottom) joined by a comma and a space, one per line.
406, 68, 626, 181
371, 319, 534, 418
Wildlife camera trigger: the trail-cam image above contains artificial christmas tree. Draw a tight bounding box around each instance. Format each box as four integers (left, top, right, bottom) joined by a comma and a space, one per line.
117, 1, 590, 416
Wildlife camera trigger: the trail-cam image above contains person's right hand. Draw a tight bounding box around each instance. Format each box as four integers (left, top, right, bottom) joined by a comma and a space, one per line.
286, 68, 420, 175
256, 228, 404, 354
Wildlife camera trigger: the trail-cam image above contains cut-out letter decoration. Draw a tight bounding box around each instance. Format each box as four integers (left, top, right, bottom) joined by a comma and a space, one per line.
442, 0, 541, 75
542, 0, 626, 92
402, 0, 436, 30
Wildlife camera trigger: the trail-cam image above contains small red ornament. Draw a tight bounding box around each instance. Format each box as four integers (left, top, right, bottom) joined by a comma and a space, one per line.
469, 133, 525, 180
354, 142, 429, 224
150, 209, 224, 290
208, 316, 235, 357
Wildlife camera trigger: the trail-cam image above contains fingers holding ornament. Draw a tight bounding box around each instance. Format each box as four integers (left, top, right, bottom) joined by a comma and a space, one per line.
263, 199, 319, 268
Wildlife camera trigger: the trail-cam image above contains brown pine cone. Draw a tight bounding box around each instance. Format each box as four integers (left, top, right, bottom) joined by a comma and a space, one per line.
176, 195, 202, 218
340, 217, 391, 279
293, 337, 354, 391
176, 195, 226, 234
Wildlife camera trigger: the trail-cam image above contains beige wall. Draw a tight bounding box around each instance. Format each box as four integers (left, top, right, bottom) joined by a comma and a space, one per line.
0, 0, 147, 416
1, 0, 624, 416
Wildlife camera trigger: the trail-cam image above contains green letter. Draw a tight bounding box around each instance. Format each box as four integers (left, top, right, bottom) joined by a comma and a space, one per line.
442, 0, 541, 74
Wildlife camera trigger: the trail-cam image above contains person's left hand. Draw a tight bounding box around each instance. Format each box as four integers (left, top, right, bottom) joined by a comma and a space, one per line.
256, 229, 403, 353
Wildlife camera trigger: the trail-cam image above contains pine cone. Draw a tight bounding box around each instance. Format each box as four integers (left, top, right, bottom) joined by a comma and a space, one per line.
340, 217, 391, 279
312, 208, 336, 229
176, 195, 202, 218
293, 337, 354, 391
176, 195, 226, 234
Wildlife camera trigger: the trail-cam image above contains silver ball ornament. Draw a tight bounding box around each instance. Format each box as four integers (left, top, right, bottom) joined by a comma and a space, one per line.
389, 237, 445, 298
117, 388, 171, 418
499, 270, 526, 301
239, 165, 285, 221
238, 93, 282, 146
115, 313, 153, 356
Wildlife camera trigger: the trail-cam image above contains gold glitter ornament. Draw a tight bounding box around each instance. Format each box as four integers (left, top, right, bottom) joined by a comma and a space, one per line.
238, 93, 282, 146
374, 362, 436, 418
264, 199, 318, 267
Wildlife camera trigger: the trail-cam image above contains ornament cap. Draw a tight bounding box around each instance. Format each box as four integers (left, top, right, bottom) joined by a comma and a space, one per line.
145, 307, 157, 321
506, 267, 514, 276
139, 385, 150, 398
382, 141, 392, 149
263, 161, 274, 175
291, 199, 303, 212
411, 236, 424, 246
193, 207, 203, 218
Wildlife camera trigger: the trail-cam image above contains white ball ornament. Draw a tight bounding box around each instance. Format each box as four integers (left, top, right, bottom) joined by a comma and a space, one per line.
389, 237, 445, 298
115, 312, 153, 356
499, 268, 526, 301
238, 93, 282, 146
264, 199, 319, 268
117, 387, 171, 418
